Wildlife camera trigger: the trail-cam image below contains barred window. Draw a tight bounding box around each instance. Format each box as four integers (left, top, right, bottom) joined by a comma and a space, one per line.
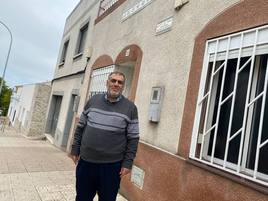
190, 25, 268, 187
88, 65, 115, 98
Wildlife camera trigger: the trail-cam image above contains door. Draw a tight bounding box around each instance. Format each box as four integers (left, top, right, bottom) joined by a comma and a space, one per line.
50, 95, 62, 137
62, 95, 76, 148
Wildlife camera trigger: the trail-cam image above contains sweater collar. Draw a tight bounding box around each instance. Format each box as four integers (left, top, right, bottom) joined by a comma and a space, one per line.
104, 93, 122, 103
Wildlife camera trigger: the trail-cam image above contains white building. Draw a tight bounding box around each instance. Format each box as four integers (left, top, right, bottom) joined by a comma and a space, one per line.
8, 82, 51, 137
45, 0, 100, 149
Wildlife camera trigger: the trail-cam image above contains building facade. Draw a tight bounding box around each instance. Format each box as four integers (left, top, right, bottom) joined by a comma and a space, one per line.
8, 82, 51, 137
45, 0, 100, 149
52, 0, 268, 200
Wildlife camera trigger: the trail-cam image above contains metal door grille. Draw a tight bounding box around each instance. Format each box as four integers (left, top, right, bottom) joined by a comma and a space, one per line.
89, 65, 115, 97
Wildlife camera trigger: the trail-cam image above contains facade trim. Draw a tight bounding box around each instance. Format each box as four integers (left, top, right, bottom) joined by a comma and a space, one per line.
115, 44, 143, 101
179, 0, 268, 187
64, 0, 99, 37
92, 55, 114, 69
52, 91, 64, 96
187, 159, 268, 195
51, 70, 85, 84
95, 0, 127, 25
180, 0, 268, 157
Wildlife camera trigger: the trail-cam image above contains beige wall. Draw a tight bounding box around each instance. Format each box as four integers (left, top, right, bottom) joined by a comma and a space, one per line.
48, 0, 100, 148
79, 0, 239, 153
54, 0, 99, 78
48, 75, 82, 147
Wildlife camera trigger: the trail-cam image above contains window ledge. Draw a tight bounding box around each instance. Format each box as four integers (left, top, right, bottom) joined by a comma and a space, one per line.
58, 62, 65, 68
73, 53, 83, 61
186, 158, 268, 195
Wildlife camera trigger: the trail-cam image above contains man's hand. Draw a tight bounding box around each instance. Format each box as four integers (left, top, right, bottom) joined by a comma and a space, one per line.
68, 153, 80, 165
119, 167, 130, 178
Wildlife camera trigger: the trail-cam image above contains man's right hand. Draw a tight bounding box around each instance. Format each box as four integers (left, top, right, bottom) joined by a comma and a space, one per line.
68, 154, 80, 165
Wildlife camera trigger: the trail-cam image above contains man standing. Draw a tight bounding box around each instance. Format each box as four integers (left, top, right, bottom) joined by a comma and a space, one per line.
69, 71, 139, 201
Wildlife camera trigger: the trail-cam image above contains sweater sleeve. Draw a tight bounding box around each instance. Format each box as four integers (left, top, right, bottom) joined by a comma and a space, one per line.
70, 100, 91, 156
122, 105, 140, 169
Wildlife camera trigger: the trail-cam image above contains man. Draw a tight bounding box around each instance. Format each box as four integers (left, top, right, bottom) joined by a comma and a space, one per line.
69, 71, 139, 201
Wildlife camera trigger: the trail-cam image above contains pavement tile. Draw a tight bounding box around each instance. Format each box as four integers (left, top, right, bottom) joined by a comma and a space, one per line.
0, 127, 128, 201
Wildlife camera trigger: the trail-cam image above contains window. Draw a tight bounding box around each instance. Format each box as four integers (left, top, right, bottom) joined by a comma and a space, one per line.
60, 40, 69, 64
75, 23, 88, 56
190, 25, 268, 187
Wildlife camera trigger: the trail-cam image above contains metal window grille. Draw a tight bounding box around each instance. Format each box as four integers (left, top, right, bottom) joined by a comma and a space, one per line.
89, 65, 115, 98
190, 25, 268, 187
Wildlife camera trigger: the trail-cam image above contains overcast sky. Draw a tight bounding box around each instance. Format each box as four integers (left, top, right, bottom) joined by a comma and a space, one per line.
0, 0, 80, 87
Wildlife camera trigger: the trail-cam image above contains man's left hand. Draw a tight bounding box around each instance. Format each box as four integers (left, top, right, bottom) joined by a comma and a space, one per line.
119, 167, 130, 178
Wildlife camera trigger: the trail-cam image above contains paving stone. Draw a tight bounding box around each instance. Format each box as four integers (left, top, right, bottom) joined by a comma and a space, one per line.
0, 127, 127, 201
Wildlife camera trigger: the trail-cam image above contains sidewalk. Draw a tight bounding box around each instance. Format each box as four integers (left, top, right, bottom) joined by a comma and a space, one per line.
0, 127, 127, 201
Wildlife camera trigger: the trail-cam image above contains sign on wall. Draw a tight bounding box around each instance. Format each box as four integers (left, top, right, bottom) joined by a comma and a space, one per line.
122, 0, 153, 21
131, 165, 145, 189
156, 17, 173, 35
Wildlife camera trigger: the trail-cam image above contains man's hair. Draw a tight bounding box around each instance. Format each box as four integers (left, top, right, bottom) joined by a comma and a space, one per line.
108, 71, 126, 82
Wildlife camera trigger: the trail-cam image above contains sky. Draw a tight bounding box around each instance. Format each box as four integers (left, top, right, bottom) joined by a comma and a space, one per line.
0, 0, 80, 87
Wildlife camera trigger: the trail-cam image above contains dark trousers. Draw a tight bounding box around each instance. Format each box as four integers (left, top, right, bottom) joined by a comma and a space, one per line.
76, 158, 121, 201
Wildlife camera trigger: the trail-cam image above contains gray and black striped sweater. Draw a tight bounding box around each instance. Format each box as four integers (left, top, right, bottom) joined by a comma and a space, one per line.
71, 94, 139, 169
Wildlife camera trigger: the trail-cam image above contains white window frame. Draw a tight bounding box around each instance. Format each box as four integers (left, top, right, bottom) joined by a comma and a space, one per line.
190, 25, 268, 187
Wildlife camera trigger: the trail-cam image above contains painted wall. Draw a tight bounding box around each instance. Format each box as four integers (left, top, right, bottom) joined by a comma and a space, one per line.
58, 0, 268, 200
48, 75, 82, 148
48, 0, 99, 149
10, 84, 35, 130
54, 0, 99, 78
8, 86, 23, 125
79, 0, 239, 153
8, 83, 51, 136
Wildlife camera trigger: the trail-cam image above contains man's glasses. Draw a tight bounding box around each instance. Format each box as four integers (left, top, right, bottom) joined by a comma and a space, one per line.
109, 78, 124, 85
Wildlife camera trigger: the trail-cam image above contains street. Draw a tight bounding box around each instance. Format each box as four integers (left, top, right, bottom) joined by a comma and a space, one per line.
0, 127, 127, 201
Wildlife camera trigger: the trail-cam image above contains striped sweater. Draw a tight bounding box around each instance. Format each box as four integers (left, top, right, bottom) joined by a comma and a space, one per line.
71, 94, 139, 169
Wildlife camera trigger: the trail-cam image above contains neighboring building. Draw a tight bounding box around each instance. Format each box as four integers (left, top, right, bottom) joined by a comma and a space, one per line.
8, 85, 22, 126
8, 82, 51, 137
45, 0, 99, 149
51, 0, 268, 200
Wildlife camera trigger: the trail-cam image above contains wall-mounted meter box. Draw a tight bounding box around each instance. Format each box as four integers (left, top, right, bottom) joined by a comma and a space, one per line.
148, 86, 164, 122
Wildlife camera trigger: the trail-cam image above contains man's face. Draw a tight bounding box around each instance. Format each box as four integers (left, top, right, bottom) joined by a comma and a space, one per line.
106, 74, 125, 99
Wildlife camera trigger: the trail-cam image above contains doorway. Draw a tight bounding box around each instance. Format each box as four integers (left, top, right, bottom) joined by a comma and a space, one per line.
62, 94, 77, 148
46, 95, 62, 137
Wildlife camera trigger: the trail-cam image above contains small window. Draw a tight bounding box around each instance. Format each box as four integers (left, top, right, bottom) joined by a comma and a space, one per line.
60, 40, 69, 64
98, 0, 119, 16
75, 23, 88, 56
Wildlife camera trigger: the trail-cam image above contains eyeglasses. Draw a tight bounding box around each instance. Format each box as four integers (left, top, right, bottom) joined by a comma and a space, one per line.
109, 78, 124, 85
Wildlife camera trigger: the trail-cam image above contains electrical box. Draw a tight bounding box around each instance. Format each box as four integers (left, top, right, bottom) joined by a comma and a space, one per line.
148, 86, 164, 123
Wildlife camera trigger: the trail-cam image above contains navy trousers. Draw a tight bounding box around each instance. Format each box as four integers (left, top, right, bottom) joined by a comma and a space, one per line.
76, 158, 121, 201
